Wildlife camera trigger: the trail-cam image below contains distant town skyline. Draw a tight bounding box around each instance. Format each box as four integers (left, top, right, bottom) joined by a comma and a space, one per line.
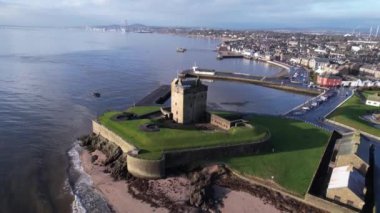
0, 0, 380, 29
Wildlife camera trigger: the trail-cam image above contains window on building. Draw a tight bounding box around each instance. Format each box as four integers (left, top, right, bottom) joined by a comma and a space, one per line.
334, 196, 341, 202
347, 200, 354, 206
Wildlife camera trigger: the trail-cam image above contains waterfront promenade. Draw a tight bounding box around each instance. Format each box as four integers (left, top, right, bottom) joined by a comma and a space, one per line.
285, 87, 355, 132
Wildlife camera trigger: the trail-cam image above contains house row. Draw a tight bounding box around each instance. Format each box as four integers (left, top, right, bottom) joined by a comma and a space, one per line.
290, 57, 331, 71
341, 79, 380, 87
359, 64, 380, 78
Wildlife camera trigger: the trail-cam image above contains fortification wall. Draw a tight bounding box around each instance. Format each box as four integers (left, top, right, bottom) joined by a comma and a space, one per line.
92, 120, 136, 153
127, 154, 165, 179
92, 121, 271, 179
325, 119, 380, 141
305, 194, 356, 213
165, 133, 271, 168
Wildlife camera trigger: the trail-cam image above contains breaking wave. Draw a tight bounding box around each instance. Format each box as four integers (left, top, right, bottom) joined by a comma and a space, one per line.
67, 141, 112, 213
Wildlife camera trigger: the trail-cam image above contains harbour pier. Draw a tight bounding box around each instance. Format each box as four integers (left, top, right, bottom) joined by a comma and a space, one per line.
135, 85, 171, 106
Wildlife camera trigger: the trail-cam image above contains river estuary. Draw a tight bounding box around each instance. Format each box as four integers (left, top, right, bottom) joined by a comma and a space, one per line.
0, 28, 376, 212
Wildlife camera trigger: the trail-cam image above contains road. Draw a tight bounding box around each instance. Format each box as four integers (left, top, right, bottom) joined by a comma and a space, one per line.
286, 87, 354, 132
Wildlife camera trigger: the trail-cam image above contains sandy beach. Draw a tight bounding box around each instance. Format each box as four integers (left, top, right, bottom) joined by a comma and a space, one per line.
80, 149, 279, 213
80, 150, 168, 213
214, 186, 280, 213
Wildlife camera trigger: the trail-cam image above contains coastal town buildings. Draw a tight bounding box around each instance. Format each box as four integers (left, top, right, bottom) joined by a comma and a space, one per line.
309, 57, 330, 70
359, 64, 380, 78
317, 74, 342, 87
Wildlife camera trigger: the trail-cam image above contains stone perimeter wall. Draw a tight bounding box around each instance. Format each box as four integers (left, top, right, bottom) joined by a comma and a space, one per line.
92, 120, 136, 152
92, 120, 271, 179
127, 154, 165, 179
164, 133, 271, 168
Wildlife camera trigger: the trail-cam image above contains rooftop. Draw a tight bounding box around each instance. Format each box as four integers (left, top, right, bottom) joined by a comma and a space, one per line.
336, 133, 360, 156
328, 166, 365, 200
319, 73, 342, 79
173, 78, 208, 91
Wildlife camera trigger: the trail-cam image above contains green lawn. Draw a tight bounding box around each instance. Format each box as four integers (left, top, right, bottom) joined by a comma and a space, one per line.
98, 108, 269, 159
327, 90, 380, 137
224, 115, 331, 197
126, 106, 161, 116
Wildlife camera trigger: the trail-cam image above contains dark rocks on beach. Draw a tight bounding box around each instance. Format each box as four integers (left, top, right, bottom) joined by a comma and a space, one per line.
110, 155, 131, 180
79, 134, 131, 181
78, 134, 322, 212
104, 147, 122, 166
188, 166, 226, 212
91, 155, 98, 163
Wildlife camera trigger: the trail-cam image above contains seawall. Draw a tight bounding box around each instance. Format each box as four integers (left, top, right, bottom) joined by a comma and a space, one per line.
92, 120, 136, 153
127, 154, 165, 179
265, 60, 291, 70
165, 133, 271, 168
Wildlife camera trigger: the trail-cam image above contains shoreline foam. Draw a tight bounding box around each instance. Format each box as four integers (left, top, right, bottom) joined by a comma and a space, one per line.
67, 143, 113, 213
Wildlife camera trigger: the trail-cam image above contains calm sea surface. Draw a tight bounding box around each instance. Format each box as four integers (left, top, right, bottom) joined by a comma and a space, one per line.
0, 28, 375, 212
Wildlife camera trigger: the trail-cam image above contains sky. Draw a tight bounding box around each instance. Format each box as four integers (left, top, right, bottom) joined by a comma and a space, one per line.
0, 0, 380, 29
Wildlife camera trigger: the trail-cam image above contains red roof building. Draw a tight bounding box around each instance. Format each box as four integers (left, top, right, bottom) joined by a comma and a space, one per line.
317, 74, 342, 87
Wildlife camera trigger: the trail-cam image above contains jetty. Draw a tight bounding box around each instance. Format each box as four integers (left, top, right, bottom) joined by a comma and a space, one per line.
180, 68, 322, 96
135, 85, 171, 106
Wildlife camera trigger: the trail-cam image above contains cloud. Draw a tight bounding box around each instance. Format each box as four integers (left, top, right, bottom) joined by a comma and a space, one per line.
0, 0, 379, 28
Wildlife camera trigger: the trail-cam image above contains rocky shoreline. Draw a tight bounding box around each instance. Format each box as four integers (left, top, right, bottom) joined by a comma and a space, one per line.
79, 134, 324, 213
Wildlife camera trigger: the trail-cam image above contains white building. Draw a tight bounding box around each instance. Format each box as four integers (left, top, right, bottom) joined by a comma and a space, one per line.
365, 93, 380, 107
309, 57, 330, 70
341, 79, 380, 88
242, 49, 254, 57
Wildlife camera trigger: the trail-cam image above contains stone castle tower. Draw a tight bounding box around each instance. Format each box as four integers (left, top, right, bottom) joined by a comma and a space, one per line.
171, 77, 208, 124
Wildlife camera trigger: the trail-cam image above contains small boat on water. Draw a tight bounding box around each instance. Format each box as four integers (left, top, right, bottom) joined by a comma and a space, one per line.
93, 92, 101, 98
176, 48, 187, 53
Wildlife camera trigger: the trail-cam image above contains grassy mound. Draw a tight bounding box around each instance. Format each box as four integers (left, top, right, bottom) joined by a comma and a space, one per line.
328, 90, 380, 137
224, 115, 331, 197
98, 107, 269, 159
